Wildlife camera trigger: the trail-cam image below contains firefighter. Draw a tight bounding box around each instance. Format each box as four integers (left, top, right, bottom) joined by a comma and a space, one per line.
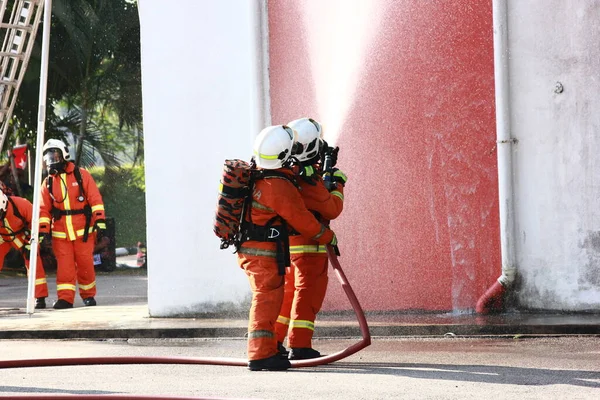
0, 188, 49, 308
239, 125, 338, 371
274, 118, 347, 360
39, 139, 106, 309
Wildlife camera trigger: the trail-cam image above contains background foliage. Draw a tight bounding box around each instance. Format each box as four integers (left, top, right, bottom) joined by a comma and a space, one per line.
1, 0, 145, 248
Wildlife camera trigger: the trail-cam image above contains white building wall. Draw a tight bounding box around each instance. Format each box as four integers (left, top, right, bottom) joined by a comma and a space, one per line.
509, 1, 600, 310
137, 0, 600, 315
138, 0, 267, 316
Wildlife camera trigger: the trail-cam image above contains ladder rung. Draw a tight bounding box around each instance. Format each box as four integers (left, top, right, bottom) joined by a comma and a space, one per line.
0, 23, 33, 31
0, 52, 24, 58
0, 80, 18, 87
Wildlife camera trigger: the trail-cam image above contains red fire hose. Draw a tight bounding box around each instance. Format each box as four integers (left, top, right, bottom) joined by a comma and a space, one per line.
0, 245, 370, 398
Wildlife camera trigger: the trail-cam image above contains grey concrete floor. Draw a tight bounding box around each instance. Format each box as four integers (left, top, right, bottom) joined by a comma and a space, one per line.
0, 336, 599, 399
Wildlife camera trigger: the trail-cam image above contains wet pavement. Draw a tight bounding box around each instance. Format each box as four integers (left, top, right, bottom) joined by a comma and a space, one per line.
1, 255, 599, 340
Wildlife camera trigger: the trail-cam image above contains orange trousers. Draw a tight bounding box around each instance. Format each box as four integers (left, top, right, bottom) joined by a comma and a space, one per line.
238, 253, 285, 361
52, 236, 97, 303
24, 251, 49, 299
275, 253, 328, 348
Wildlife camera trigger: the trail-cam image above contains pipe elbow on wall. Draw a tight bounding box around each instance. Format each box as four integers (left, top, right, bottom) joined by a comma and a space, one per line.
475, 267, 516, 314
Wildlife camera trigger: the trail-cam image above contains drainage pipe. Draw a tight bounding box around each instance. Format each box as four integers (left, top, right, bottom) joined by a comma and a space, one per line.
476, 0, 517, 314
0, 245, 370, 371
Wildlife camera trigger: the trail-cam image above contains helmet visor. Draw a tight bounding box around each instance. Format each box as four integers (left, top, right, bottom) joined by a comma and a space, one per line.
43, 149, 63, 166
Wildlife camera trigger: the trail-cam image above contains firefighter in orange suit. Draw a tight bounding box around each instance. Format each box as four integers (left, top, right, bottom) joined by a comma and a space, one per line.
0, 189, 49, 308
274, 118, 347, 360
39, 139, 106, 310
238, 125, 338, 371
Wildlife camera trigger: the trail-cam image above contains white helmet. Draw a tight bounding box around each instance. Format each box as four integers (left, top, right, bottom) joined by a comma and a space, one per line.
42, 139, 70, 160
253, 125, 296, 169
0, 189, 7, 216
287, 118, 323, 162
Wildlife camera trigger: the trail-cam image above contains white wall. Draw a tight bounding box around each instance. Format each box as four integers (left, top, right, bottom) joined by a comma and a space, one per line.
509, 1, 600, 310
138, 0, 267, 316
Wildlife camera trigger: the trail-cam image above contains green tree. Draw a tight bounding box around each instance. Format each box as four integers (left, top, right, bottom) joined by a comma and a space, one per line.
10, 0, 142, 168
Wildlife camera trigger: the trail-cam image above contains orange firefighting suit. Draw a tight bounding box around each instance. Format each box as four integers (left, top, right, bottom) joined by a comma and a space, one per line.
39, 162, 105, 304
274, 170, 344, 349
0, 196, 48, 298
237, 168, 336, 361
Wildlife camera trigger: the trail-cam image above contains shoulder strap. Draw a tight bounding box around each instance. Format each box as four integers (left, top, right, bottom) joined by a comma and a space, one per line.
4, 196, 29, 237
48, 167, 86, 203
73, 166, 86, 199
7, 196, 26, 224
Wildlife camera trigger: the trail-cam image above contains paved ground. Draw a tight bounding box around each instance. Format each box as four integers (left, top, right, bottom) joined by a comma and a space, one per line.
1, 337, 599, 399
0, 255, 599, 399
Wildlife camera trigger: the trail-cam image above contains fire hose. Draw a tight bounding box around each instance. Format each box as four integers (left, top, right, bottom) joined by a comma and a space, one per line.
0, 245, 370, 398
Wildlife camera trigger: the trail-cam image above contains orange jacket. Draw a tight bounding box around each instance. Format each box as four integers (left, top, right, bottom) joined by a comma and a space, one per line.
239, 168, 334, 254
290, 172, 344, 247
39, 162, 105, 241
0, 196, 33, 256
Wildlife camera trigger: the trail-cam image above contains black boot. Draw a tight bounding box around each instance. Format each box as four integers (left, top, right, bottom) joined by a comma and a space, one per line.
288, 347, 321, 360
278, 342, 289, 359
83, 297, 97, 306
248, 354, 291, 371
53, 299, 73, 309
35, 297, 46, 309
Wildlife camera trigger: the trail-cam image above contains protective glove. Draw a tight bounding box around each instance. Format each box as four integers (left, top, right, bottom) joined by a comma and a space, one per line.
323, 168, 348, 188
321, 142, 339, 168
328, 233, 341, 256
94, 219, 107, 233
298, 165, 318, 185
329, 233, 337, 246
38, 232, 52, 252
328, 146, 339, 167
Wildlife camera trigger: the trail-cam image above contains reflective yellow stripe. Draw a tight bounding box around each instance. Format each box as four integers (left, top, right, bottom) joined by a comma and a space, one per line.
290, 319, 315, 331
237, 247, 277, 258
52, 231, 67, 239
289, 245, 327, 254
277, 315, 290, 325
248, 330, 275, 339
6, 219, 23, 247
253, 150, 279, 160
331, 191, 344, 200
35, 278, 47, 285
57, 283, 76, 292
91, 204, 104, 212
40, 217, 51, 224
76, 227, 95, 237
251, 200, 274, 212
79, 281, 96, 291
2, 220, 23, 247
60, 172, 77, 240
333, 170, 347, 181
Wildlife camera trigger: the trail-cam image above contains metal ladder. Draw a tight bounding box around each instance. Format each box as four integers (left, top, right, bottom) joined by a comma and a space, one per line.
0, 0, 44, 152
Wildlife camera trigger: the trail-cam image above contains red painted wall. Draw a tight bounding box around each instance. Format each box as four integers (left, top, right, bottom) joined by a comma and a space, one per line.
268, 0, 500, 312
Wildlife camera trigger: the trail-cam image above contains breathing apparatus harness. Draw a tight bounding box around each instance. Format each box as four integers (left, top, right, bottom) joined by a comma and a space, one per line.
46, 165, 93, 243
0, 197, 30, 240
238, 157, 300, 275
0, 196, 34, 259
